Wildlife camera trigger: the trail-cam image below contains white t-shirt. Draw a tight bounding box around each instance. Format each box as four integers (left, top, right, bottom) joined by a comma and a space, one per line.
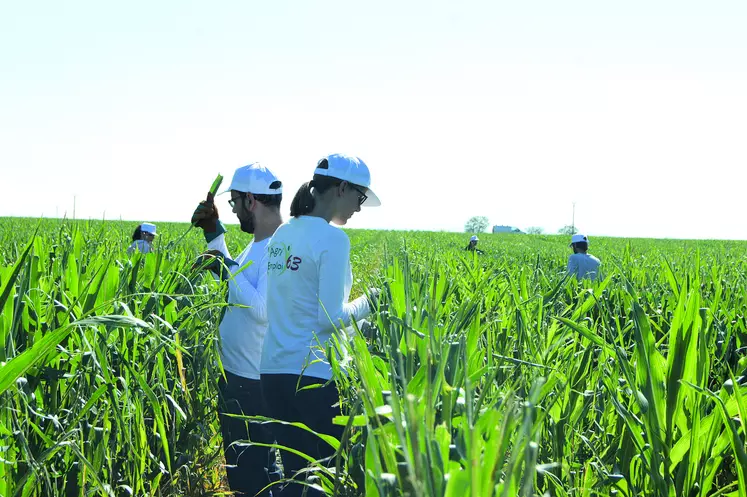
567, 253, 602, 281
260, 216, 370, 380
208, 234, 270, 380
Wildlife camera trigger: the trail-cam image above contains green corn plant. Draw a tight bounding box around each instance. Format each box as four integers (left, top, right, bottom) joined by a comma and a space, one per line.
2, 217, 747, 496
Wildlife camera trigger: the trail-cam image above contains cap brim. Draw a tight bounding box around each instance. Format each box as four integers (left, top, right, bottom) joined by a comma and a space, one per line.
362, 187, 381, 207
218, 182, 283, 196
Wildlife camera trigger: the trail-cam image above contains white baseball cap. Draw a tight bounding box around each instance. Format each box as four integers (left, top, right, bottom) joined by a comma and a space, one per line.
141, 222, 157, 235
570, 234, 588, 245
314, 153, 380, 207
222, 162, 283, 195
470, 235, 479, 242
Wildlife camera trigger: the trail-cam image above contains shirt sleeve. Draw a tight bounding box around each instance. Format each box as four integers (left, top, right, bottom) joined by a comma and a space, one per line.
203, 233, 233, 282
317, 233, 370, 330
208, 235, 268, 323
207, 233, 232, 260
226, 250, 268, 325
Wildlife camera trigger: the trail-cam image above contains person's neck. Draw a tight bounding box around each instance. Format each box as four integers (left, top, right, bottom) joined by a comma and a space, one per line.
253, 211, 283, 242
308, 203, 335, 224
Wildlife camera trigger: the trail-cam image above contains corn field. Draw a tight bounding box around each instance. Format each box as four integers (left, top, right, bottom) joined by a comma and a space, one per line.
1, 217, 746, 497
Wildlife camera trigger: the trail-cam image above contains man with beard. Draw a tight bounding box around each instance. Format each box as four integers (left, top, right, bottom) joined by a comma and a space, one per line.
191, 162, 283, 497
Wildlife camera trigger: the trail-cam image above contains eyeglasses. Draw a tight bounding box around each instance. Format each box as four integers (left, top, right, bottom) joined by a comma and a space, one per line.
228, 196, 245, 208
351, 186, 368, 206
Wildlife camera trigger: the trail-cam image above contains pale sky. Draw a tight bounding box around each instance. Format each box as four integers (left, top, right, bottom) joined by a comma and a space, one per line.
1, 1, 746, 239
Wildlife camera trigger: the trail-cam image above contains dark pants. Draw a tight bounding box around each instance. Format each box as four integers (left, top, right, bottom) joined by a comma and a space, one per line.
219, 371, 282, 497
260, 374, 344, 497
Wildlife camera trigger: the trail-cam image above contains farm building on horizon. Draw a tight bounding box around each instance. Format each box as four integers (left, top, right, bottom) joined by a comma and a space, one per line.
492, 225, 525, 234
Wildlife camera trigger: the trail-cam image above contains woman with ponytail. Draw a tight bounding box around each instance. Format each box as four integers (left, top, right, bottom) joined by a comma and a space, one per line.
127, 223, 157, 255
260, 153, 381, 496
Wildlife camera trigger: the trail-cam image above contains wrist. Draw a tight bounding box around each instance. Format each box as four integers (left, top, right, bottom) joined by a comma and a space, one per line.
204, 220, 226, 243
366, 289, 380, 312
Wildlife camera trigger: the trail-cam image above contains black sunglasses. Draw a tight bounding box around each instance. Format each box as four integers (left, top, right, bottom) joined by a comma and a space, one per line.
351, 186, 368, 206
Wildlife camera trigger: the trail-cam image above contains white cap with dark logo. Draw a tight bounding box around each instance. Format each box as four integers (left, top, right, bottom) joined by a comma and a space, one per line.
223, 162, 283, 195
314, 153, 381, 207
570, 234, 588, 245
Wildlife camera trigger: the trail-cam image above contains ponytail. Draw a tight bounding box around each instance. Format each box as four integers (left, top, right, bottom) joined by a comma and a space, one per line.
290, 173, 347, 218
132, 225, 142, 241
290, 181, 315, 218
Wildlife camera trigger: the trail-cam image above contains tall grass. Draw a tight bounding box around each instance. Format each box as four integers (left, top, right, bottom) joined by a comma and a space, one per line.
1, 217, 746, 496
1, 218, 228, 496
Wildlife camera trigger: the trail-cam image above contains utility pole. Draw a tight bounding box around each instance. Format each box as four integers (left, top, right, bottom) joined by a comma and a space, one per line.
572, 201, 576, 234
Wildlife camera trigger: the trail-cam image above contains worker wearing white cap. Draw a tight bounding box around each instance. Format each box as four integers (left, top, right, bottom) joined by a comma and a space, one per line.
567, 234, 601, 281
465, 234, 483, 254
260, 153, 380, 497
191, 163, 283, 497
127, 222, 157, 254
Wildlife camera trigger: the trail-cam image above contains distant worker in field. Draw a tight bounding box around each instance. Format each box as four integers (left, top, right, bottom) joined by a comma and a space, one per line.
567, 234, 601, 281
465, 235, 484, 254
127, 223, 157, 254
191, 163, 283, 497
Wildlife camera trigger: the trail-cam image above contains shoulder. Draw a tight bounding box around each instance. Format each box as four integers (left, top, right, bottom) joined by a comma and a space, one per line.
321, 225, 350, 252
271, 220, 294, 239
265, 221, 298, 252
326, 224, 350, 243
248, 238, 271, 259
291, 218, 348, 246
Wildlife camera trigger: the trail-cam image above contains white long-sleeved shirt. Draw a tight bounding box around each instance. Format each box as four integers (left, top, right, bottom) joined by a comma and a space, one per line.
208, 233, 270, 380
567, 253, 602, 281
260, 216, 370, 380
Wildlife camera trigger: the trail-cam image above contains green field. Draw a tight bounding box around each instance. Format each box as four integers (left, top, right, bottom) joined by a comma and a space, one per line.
1, 217, 746, 497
